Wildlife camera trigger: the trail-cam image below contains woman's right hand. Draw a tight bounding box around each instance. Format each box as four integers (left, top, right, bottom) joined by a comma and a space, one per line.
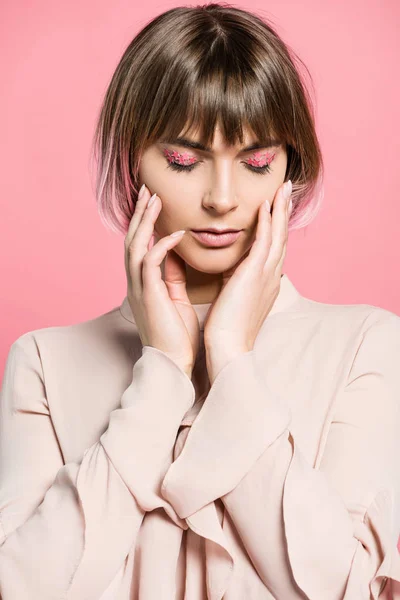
124, 184, 200, 378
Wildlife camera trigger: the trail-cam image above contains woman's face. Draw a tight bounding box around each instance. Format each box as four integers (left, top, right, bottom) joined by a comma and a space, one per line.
137, 123, 288, 277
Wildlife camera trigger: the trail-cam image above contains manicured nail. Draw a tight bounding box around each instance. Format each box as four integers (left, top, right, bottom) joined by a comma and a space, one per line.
138, 183, 146, 200
288, 198, 293, 215
265, 199, 271, 212
170, 229, 186, 237
147, 193, 157, 208
283, 180, 292, 202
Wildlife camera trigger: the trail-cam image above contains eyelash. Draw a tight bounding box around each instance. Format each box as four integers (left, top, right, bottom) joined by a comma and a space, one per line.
165, 160, 272, 176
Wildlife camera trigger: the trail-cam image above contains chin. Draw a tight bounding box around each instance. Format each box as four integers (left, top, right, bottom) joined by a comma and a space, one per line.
180, 246, 249, 274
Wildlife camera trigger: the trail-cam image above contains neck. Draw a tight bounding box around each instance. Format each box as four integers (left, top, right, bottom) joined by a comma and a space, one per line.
184, 263, 286, 306
184, 263, 224, 305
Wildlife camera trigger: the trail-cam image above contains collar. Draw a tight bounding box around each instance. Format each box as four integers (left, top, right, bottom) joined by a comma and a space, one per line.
119, 272, 302, 330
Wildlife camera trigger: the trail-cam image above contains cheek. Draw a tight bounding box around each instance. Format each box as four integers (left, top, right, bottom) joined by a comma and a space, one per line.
154, 197, 190, 233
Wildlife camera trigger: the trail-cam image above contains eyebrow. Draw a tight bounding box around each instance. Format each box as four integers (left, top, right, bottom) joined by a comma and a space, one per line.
159, 136, 282, 153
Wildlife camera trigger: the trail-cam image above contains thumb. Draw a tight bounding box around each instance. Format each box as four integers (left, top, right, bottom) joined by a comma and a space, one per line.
163, 247, 191, 305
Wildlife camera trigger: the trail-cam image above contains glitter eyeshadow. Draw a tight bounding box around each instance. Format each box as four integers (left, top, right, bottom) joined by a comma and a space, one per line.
163, 148, 197, 166
163, 147, 277, 168
246, 151, 276, 167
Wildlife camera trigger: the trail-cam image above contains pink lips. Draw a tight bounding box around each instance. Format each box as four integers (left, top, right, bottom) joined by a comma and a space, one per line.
191, 230, 242, 247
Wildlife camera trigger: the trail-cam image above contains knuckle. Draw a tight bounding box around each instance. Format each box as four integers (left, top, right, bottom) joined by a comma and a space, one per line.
142, 251, 154, 266
124, 242, 133, 257
126, 242, 137, 258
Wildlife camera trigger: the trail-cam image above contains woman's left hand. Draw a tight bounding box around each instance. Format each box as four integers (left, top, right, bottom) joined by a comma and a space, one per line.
203, 180, 293, 384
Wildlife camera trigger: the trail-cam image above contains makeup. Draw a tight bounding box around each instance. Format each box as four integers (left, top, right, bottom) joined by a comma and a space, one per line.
191, 230, 242, 247
163, 148, 197, 166
246, 151, 276, 168
162, 146, 277, 175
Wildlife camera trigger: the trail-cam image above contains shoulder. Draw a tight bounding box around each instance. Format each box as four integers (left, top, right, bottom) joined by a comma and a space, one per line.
296, 296, 400, 361
7, 302, 143, 373
294, 294, 399, 335
262, 295, 400, 370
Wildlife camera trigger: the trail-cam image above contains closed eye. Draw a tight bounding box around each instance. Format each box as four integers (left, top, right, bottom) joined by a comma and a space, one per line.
165, 160, 272, 175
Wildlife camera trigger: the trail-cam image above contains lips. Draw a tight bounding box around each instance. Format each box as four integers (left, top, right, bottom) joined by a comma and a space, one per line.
192, 229, 241, 233
190, 229, 243, 247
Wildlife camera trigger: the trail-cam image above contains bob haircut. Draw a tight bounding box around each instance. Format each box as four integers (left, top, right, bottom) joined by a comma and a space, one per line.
90, 2, 324, 236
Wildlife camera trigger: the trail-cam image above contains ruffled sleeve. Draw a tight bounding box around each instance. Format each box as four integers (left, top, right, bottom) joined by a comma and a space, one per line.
0, 336, 193, 599
161, 310, 400, 599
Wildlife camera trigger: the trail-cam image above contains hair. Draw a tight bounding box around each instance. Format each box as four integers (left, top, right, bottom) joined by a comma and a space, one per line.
89, 2, 324, 236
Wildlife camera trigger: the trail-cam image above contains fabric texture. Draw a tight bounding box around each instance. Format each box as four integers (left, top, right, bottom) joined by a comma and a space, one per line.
1, 273, 400, 599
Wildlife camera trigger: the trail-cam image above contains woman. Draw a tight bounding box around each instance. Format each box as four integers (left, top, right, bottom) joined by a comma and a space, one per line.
0, 3, 399, 599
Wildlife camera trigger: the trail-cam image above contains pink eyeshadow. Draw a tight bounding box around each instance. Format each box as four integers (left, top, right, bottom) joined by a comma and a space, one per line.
163, 148, 197, 166
163, 148, 277, 168
246, 151, 276, 167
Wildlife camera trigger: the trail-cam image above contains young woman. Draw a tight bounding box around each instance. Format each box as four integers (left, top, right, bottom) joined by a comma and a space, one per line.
1, 4, 399, 599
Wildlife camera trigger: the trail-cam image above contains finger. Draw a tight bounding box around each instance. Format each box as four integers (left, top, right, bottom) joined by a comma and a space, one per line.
265, 183, 290, 269
249, 198, 273, 267
124, 186, 152, 284
128, 194, 161, 289
141, 230, 186, 299
132, 194, 161, 251
274, 199, 291, 275
164, 247, 191, 306
148, 230, 161, 251
274, 237, 287, 276
125, 184, 152, 248
229, 197, 272, 283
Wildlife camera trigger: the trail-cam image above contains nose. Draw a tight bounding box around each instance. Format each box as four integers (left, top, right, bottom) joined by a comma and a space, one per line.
201, 167, 239, 214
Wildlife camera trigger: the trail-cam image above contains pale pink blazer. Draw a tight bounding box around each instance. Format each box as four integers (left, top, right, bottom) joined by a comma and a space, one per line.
1, 273, 400, 599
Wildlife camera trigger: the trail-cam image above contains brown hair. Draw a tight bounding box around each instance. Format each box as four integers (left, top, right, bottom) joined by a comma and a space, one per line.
90, 3, 324, 235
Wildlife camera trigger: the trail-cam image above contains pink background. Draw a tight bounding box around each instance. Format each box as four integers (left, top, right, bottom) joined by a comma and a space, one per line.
1, 0, 399, 376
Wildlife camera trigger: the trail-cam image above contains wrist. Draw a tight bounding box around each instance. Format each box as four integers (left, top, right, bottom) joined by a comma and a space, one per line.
175, 363, 193, 379
205, 345, 249, 385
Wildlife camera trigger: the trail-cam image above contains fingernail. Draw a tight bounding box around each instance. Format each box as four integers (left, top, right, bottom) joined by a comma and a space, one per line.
147, 193, 157, 208
138, 183, 146, 200
288, 198, 293, 215
265, 199, 271, 212
170, 229, 186, 237
283, 180, 292, 202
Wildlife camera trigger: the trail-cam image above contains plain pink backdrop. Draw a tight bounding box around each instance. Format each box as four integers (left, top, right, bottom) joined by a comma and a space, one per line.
1, 0, 399, 377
